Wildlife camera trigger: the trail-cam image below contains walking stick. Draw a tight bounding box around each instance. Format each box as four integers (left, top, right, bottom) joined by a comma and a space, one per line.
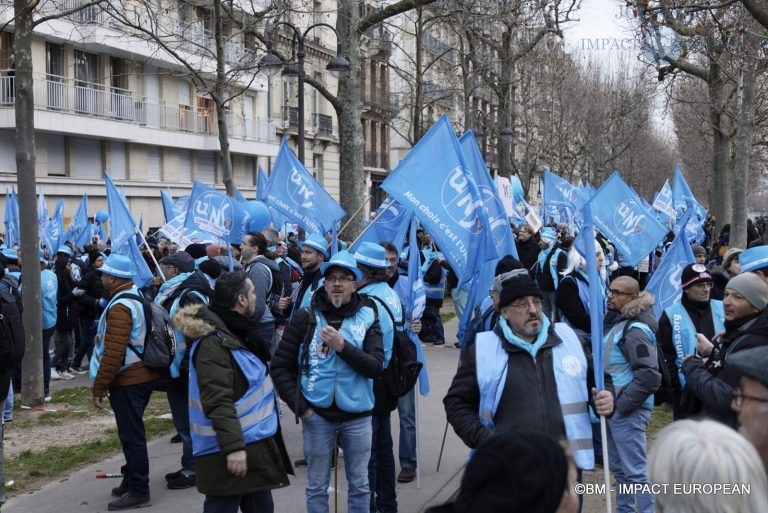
436, 357, 462, 472
333, 437, 338, 513
601, 415, 612, 513
415, 389, 422, 489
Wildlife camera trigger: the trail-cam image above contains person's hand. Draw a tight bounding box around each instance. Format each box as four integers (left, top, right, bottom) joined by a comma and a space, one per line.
72, 288, 85, 297
278, 297, 290, 311
226, 450, 248, 477
93, 395, 103, 409
411, 319, 422, 334
592, 388, 614, 417
696, 333, 714, 357
301, 408, 314, 419
319, 326, 344, 352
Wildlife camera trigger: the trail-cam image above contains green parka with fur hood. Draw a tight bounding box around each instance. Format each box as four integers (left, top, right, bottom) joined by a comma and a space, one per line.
173, 303, 293, 497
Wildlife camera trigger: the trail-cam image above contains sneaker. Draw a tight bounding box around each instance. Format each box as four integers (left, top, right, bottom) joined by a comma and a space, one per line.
164, 469, 183, 481
294, 458, 308, 467
166, 473, 195, 490
50, 369, 61, 380
111, 479, 128, 497
68, 366, 87, 375
397, 468, 416, 483
44, 396, 52, 402
59, 370, 76, 380
432, 340, 445, 346
107, 493, 151, 511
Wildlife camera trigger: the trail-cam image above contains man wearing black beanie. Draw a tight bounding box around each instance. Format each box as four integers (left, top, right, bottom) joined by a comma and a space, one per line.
445, 269, 614, 482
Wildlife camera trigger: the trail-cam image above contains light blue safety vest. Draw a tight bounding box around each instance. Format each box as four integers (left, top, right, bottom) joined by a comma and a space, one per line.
90, 287, 147, 383
665, 300, 724, 388
475, 323, 594, 470
603, 320, 656, 411
165, 290, 208, 379
188, 335, 278, 456
300, 305, 377, 413
360, 281, 403, 369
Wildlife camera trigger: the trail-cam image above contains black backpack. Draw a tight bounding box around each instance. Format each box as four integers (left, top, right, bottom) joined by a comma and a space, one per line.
117, 292, 177, 370
0, 287, 25, 371
365, 295, 423, 398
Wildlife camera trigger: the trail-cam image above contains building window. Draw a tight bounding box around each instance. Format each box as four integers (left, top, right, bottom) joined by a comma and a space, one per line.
74, 50, 100, 114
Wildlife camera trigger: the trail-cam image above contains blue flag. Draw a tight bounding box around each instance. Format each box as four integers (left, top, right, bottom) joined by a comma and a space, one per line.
349, 198, 412, 254
645, 211, 696, 318
66, 194, 90, 248
113, 236, 154, 289
233, 186, 246, 203
37, 188, 53, 252
652, 179, 676, 221
582, 204, 606, 391
543, 169, 583, 211
47, 199, 65, 251
105, 173, 139, 251
672, 166, 707, 242
4, 188, 19, 248
161, 189, 178, 223
588, 172, 667, 267
405, 217, 429, 396
381, 115, 493, 284
184, 181, 233, 240
264, 139, 345, 235
257, 166, 268, 201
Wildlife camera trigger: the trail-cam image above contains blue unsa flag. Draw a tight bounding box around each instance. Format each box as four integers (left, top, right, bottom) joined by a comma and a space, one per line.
588, 171, 667, 267
263, 138, 345, 235
381, 115, 493, 284
349, 197, 411, 254
105, 173, 138, 252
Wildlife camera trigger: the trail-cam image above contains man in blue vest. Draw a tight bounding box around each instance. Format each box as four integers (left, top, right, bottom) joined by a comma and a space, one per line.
173, 270, 292, 513
658, 264, 723, 419
444, 269, 614, 474
418, 234, 447, 346
90, 255, 156, 511
603, 276, 660, 513
354, 242, 402, 513
535, 227, 567, 320
271, 251, 384, 513
154, 251, 212, 490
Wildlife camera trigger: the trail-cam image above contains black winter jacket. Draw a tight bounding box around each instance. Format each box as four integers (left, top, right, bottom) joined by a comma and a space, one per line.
76, 263, 105, 318
682, 309, 768, 427
555, 273, 592, 335
443, 322, 613, 450
271, 288, 384, 423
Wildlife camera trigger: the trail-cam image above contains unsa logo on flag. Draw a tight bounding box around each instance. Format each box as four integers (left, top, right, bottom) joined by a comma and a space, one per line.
289, 168, 315, 208
614, 200, 647, 236
442, 167, 483, 233
193, 191, 234, 237
478, 184, 510, 248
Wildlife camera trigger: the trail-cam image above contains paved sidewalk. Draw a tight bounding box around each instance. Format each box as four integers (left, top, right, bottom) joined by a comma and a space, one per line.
4, 315, 468, 513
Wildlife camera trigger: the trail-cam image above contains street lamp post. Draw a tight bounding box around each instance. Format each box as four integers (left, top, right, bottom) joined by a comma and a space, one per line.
470, 108, 514, 171
260, 22, 350, 165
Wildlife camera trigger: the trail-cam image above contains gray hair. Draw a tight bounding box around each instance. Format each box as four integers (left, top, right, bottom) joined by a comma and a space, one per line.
648, 419, 768, 513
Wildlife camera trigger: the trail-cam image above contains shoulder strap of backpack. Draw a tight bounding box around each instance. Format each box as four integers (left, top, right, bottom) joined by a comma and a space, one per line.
295, 306, 317, 424
362, 294, 403, 330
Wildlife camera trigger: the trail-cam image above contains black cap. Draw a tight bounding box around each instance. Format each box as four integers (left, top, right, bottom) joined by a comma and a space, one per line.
728, 346, 768, 390
160, 252, 195, 273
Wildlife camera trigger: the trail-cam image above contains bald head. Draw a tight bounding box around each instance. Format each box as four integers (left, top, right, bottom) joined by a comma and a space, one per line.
607, 276, 640, 312
613, 276, 640, 295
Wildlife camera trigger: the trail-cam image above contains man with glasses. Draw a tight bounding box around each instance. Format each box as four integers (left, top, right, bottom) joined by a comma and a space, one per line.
729, 345, 768, 471
444, 269, 614, 478
603, 276, 660, 513
657, 264, 724, 419
271, 250, 384, 513
682, 272, 768, 428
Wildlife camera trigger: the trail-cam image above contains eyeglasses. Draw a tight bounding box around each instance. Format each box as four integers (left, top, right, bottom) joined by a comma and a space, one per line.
325, 275, 356, 284
506, 297, 543, 310
607, 289, 632, 297
732, 387, 768, 409
691, 281, 715, 288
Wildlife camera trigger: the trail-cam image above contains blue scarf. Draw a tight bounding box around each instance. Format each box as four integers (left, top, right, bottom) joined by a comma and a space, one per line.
498, 314, 551, 359
155, 271, 193, 306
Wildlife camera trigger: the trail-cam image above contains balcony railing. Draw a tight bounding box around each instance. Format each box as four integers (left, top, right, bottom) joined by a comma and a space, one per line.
0, 73, 276, 143
364, 150, 389, 169
282, 106, 299, 130
314, 113, 332, 135
362, 89, 398, 113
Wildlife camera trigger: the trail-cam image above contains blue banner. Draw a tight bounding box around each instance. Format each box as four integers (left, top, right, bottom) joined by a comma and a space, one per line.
652, 179, 676, 221
257, 166, 268, 201
113, 236, 154, 289
672, 166, 706, 243
264, 138, 345, 235
582, 204, 606, 391
381, 115, 493, 284
37, 188, 52, 252
645, 211, 695, 317
349, 197, 412, 254
405, 217, 429, 396
588, 172, 667, 267
4, 188, 19, 248
105, 173, 138, 252
543, 168, 583, 211
47, 199, 65, 251
161, 189, 178, 223
66, 194, 90, 249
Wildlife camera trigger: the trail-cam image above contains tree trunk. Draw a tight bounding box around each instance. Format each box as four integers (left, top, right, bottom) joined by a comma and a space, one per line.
213, 0, 234, 196
730, 61, 756, 250
336, 0, 366, 238
14, 1, 44, 406
709, 61, 732, 231
496, 29, 513, 177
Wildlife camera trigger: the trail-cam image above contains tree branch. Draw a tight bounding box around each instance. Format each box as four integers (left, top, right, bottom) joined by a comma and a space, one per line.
358, 0, 437, 35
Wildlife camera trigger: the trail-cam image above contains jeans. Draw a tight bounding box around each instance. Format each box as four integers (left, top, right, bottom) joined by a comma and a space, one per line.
203, 491, 274, 513
166, 383, 194, 473
4, 383, 13, 422
109, 382, 153, 496
302, 413, 372, 513
419, 304, 444, 343
52, 329, 74, 371
368, 413, 397, 513
607, 408, 654, 513
397, 387, 417, 470
72, 315, 96, 369
42, 328, 54, 396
